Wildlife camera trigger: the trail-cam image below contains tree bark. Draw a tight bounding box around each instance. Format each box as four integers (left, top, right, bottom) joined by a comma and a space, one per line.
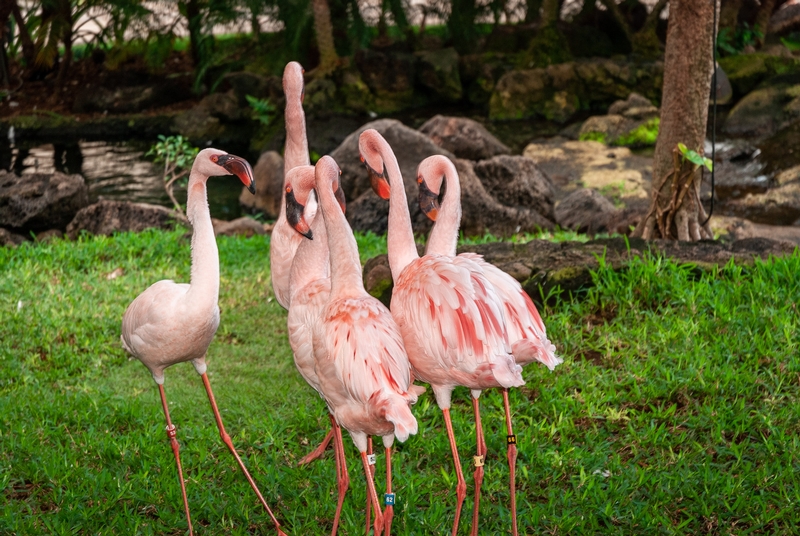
540, 0, 559, 25
312, 0, 339, 73
633, 0, 719, 241
11, 0, 36, 68
753, 0, 776, 46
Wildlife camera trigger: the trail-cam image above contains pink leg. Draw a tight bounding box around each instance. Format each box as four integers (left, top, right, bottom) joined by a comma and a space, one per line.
442, 408, 467, 536
471, 395, 487, 536
360, 450, 384, 536
503, 389, 518, 536
200, 373, 287, 536
384, 447, 394, 536
158, 384, 194, 536
331, 417, 350, 536
299, 427, 334, 466
365, 437, 375, 535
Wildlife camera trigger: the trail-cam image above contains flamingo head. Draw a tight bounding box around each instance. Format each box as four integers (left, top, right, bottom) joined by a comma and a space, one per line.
358, 130, 391, 200
283, 61, 305, 104
285, 165, 315, 239
417, 155, 451, 222
197, 148, 255, 194
315, 156, 347, 215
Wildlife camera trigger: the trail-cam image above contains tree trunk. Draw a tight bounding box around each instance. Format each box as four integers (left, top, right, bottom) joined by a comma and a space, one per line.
719, 0, 743, 31
540, 0, 559, 25
312, 0, 338, 73
525, 0, 542, 23
753, 0, 776, 46
633, 0, 719, 241
11, 0, 36, 67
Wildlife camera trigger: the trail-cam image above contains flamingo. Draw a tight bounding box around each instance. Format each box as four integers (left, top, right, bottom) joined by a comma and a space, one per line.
417, 154, 562, 536
121, 148, 286, 536
303, 155, 422, 536
358, 129, 525, 536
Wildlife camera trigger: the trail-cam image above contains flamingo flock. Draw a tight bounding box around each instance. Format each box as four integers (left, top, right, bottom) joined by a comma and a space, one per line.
121, 62, 560, 535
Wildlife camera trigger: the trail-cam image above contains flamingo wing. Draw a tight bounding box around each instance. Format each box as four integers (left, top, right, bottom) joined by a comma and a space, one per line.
121, 280, 190, 357
287, 278, 330, 396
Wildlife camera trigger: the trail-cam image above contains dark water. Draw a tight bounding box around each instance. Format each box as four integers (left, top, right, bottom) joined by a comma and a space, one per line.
2, 139, 247, 221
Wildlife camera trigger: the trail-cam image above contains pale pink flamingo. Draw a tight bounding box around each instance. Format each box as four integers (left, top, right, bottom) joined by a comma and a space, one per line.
417, 154, 562, 536
358, 129, 524, 536
121, 148, 285, 536
305, 155, 422, 536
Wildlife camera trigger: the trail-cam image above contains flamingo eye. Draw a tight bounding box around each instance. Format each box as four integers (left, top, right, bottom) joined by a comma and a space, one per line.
359, 155, 365, 163
211, 155, 218, 163
417, 176, 423, 184
286, 186, 292, 193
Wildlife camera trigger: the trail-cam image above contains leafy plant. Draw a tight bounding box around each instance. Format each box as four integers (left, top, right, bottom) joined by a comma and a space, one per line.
677, 142, 713, 172
578, 131, 607, 144
612, 118, 660, 148
146, 135, 199, 216
246, 94, 276, 126
717, 23, 762, 56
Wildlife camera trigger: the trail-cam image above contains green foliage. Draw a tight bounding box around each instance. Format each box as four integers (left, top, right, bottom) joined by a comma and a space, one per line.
578, 131, 607, 144
611, 117, 660, 148
246, 94, 276, 126
2, 231, 799, 534
717, 23, 762, 57
677, 142, 713, 172
146, 135, 200, 215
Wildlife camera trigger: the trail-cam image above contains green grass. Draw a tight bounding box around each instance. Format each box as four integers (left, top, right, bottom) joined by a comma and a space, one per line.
1, 229, 799, 534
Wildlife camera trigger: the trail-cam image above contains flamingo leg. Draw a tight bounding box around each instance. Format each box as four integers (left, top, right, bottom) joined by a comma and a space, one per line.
360, 450, 384, 536
331, 416, 350, 536
200, 373, 287, 536
157, 384, 194, 536
365, 437, 375, 535
503, 389, 518, 536
299, 426, 334, 466
470, 394, 487, 536
442, 408, 467, 536
384, 446, 394, 536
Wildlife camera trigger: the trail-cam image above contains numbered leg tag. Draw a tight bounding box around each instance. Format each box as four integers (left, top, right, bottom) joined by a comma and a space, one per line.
473, 455, 485, 467
367, 454, 377, 465
507, 434, 517, 445
165, 424, 177, 439
384, 493, 396, 506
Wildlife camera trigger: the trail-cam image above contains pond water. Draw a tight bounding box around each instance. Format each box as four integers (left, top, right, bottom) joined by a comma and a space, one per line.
1, 139, 247, 221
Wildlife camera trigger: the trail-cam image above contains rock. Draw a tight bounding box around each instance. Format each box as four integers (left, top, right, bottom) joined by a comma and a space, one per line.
472, 155, 556, 221
0, 228, 26, 247
719, 180, 800, 225
607, 92, 659, 119
0, 170, 88, 232
330, 119, 455, 234
172, 105, 225, 142
34, 229, 64, 243
418, 115, 511, 160
579, 92, 659, 146
770, 2, 800, 36
239, 151, 284, 218
202, 90, 242, 122
714, 215, 800, 245
212, 217, 266, 237
415, 48, 463, 102
555, 189, 617, 233
355, 48, 416, 110
523, 138, 652, 203
362, 237, 797, 306
722, 84, 799, 138
705, 139, 770, 201
489, 58, 663, 122
71, 74, 193, 114
222, 72, 283, 108
718, 54, 800, 98
66, 200, 186, 239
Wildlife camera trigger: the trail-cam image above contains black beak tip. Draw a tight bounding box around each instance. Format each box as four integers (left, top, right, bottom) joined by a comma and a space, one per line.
248, 182, 256, 195
303, 229, 313, 240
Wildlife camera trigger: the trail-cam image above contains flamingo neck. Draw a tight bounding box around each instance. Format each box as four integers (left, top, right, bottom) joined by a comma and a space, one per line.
289, 212, 329, 299
186, 169, 219, 304
382, 143, 419, 281
425, 166, 462, 257
317, 179, 364, 299
284, 98, 310, 172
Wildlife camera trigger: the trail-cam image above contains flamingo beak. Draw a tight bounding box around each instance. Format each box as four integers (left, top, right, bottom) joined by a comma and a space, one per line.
218, 154, 256, 194
363, 162, 390, 200
418, 176, 440, 221
286, 189, 313, 239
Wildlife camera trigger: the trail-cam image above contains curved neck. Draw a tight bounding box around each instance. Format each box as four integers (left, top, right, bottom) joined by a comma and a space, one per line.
186, 170, 219, 303
284, 97, 309, 173
289, 212, 328, 297
317, 178, 364, 299
380, 140, 419, 281
425, 168, 462, 257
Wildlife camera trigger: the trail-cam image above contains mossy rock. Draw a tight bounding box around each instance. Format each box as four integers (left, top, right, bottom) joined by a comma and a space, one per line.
719, 53, 800, 98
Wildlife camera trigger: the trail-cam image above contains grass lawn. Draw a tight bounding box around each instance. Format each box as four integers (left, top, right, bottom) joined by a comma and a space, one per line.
1, 228, 799, 535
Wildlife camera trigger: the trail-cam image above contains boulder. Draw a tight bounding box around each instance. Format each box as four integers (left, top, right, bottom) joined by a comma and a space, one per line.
363, 237, 797, 306
472, 155, 556, 221
355, 48, 416, 110
715, 216, 800, 245
555, 188, 618, 234
172, 105, 225, 142
330, 119, 455, 234
202, 90, 242, 122
0, 228, 26, 247
418, 115, 511, 160
718, 54, 800, 98
34, 229, 64, 243
579, 92, 659, 146
415, 48, 463, 102
607, 92, 659, 119
66, 200, 186, 239
71, 74, 193, 114
522, 138, 651, 203
719, 180, 800, 225
239, 151, 284, 218
212, 217, 267, 237
722, 82, 800, 138
222, 72, 283, 108
0, 170, 88, 232
706, 139, 770, 201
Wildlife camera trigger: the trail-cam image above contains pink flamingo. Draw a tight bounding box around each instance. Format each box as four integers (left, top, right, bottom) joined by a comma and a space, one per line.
358, 129, 524, 536
121, 149, 286, 536
304, 155, 422, 536
417, 154, 562, 536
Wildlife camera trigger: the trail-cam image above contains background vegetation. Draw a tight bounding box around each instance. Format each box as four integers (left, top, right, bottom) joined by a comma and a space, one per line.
1, 229, 798, 534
